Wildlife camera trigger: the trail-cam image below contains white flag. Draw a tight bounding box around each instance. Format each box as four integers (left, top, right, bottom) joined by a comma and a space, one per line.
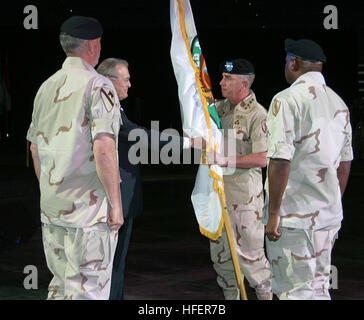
170, 0, 228, 240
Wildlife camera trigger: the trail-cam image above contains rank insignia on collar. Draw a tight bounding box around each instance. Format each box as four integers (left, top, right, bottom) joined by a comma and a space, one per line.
100, 88, 115, 112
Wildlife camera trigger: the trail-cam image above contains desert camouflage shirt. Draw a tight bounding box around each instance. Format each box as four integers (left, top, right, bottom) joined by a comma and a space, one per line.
27, 57, 121, 228
216, 91, 268, 212
263, 71, 353, 230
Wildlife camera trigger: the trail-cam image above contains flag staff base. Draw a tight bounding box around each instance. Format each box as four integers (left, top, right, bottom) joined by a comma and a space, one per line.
222, 207, 248, 300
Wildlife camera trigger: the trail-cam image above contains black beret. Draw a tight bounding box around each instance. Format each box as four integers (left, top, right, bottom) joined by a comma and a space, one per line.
285, 38, 326, 63
60, 16, 103, 40
220, 58, 255, 75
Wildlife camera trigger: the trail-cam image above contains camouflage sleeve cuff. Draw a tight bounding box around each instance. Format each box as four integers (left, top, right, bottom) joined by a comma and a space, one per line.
340, 146, 354, 162
267, 142, 294, 161
26, 123, 38, 144
91, 118, 120, 142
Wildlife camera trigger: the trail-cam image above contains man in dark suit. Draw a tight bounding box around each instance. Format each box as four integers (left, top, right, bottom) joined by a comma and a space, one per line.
97, 58, 204, 299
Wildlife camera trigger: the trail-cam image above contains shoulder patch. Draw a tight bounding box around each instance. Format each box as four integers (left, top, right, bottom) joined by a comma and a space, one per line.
100, 88, 116, 112
272, 99, 281, 117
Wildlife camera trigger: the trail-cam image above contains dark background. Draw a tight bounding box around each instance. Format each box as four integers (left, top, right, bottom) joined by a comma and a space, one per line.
0, 0, 364, 301
0, 0, 363, 157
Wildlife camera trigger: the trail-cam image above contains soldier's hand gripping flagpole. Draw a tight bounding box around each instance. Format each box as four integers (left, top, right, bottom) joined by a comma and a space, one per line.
170, 0, 247, 300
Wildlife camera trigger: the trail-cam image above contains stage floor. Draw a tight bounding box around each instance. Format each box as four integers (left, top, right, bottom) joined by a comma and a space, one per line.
0, 161, 363, 300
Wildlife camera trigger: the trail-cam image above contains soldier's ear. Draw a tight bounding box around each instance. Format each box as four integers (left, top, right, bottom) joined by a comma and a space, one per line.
84, 40, 93, 55
86, 39, 99, 55
290, 57, 299, 72
242, 79, 250, 90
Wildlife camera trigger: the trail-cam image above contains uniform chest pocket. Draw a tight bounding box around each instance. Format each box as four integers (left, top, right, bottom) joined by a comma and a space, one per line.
233, 115, 250, 139
232, 117, 252, 156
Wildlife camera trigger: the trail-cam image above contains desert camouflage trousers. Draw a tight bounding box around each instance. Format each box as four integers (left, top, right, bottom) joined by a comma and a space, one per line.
266, 224, 340, 300
210, 209, 272, 300
42, 222, 118, 300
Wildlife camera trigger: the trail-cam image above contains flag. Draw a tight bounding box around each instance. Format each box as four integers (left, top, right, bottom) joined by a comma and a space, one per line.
170, 0, 227, 240
170, 1, 249, 299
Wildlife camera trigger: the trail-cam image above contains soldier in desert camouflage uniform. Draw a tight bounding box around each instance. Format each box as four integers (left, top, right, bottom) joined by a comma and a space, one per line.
206, 59, 272, 300
264, 39, 353, 300
27, 16, 123, 300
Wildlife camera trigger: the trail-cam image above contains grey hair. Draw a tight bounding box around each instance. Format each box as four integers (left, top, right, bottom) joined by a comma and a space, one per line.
59, 33, 86, 55
241, 74, 255, 89
96, 58, 129, 78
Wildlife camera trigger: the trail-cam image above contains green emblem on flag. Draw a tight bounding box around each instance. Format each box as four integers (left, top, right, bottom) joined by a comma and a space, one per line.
208, 104, 221, 129
191, 36, 202, 69
191, 36, 221, 129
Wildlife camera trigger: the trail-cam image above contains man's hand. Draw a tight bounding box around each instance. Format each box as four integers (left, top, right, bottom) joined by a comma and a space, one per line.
265, 215, 282, 242
190, 137, 207, 149
265, 158, 290, 242
107, 207, 124, 231
206, 151, 228, 167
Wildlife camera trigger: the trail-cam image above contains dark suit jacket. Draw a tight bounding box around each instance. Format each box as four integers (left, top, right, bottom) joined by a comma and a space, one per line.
118, 108, 183, 219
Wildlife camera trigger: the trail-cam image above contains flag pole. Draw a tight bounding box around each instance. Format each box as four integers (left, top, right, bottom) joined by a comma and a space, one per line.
214, 170, 247, 299
208, 165, 248, 299
222, 207, 248, 300
174, 0, 248, 300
